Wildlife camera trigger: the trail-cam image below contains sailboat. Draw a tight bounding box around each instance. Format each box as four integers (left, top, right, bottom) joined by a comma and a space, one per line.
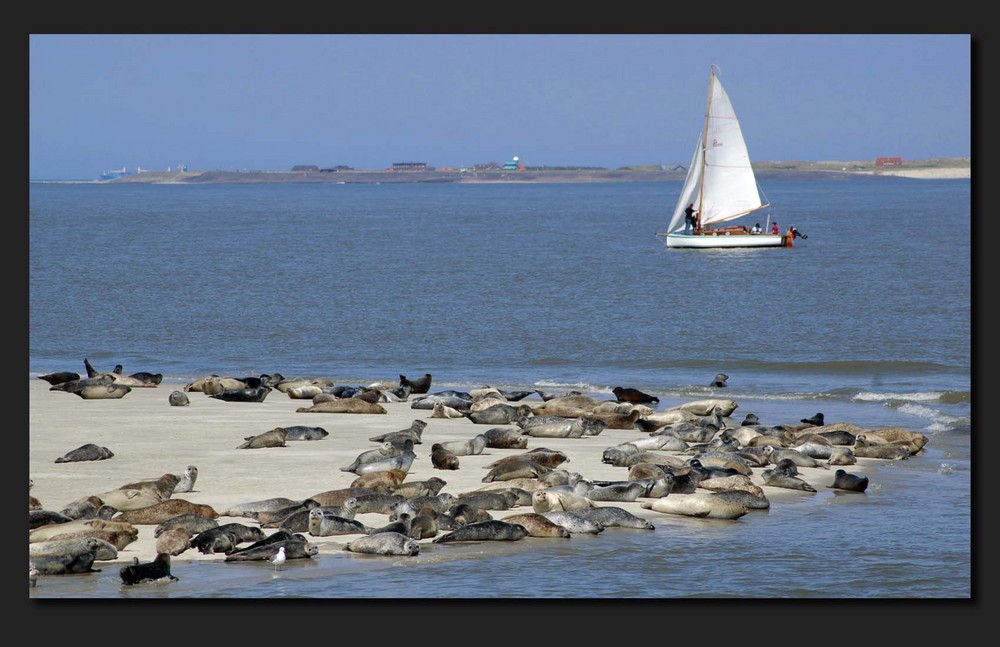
657, 65, 794, 249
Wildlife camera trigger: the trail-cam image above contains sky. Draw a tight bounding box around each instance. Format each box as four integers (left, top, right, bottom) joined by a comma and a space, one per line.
28, 34, 972, 180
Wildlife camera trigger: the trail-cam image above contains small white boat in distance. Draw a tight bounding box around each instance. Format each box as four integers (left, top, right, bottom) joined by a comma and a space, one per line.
657, 65, 802, 249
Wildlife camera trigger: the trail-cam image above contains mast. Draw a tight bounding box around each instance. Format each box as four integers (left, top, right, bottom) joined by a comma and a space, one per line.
695, 65, 717, 232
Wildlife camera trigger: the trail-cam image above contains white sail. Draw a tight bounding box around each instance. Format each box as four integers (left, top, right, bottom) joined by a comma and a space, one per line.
699, 70, 767, 226
666, 133, 704, 234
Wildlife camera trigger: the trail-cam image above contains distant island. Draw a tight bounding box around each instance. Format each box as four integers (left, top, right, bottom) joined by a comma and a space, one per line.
80, 157, 970, 185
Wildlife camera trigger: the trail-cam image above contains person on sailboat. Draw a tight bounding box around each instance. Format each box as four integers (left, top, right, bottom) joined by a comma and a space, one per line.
770, 222, 780, 235
684, 203, 695, 235
751, 223, 762, 234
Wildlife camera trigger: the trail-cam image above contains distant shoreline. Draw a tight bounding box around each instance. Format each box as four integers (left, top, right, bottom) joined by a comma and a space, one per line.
34, 159, 971, 185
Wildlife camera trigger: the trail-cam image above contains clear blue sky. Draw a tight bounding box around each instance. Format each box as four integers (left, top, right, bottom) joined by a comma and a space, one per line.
28, 34, 971, 180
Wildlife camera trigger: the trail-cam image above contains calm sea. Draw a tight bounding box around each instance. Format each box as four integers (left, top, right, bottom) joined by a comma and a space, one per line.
27, 178, 972, 599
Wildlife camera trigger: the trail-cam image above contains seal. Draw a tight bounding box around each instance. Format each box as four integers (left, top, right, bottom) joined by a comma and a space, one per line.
368, 512, 413, 536
281, 425, 329, 441
168, 390, 190, 406
486, 449, 568, 470
224, 538, 319, 562
344, 531, 421, 555
482, 426, 529, 449
341, 441, 405, 473
450, 490, 518, 512
29, 535, 119, 562
828, 446, 857, 465
667, 398, 739, 417
640, 492, 749, 520
432, 520, 529, 543
408, 506, 441, 539
538, 511, 604, 534
191, 523, 267, 554
221, 498, 303, 520
155, 527, 192, 556
431, 401, 467, 419
829, 469, 869, 493
501, 512, 571, 538
38, 371, 80, 386
119, 553, 177, 585
389, 477, 448, 499
399, 373, 433, 394
585, 482, 646, 503
307, 508, 369, 536
31, 550, 101, 575
468, 403, 534, 425
518, 416, 605, 438
800, 412, 825, 427
449, 504, 493, 525
391, 494, 458, 519
116, 473, 182, 500
238, 427, 288, 449
30, 510, 75, 530
258, 500, 322, 526
210, 385, 272, 403
351, 469, 408, 492
482, 459, 551, 482
60, 377, 132, 400
410, 393, 473, 411
95, 488, 166, 511
436, 434, 488, 457
761, 468, 817, 492
431, 444, 461, 470
285, 385, 325, 399
571, 506, 655, 529
611, 386, 659, 404
154, 513, 219, 538
54, 443, 114, 463
585, 408, 642, 430
531, 489, 594, 513
296, 399, 387, 414
710, 373, 730, 387
112, 499, 219, 525
711, 489, 771, 510
173, 466, 199, 493
370, 419, 427, 444
351, 450, 416, 476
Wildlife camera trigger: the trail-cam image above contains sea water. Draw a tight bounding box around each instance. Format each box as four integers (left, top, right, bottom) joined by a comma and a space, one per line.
27, 178, 972, 599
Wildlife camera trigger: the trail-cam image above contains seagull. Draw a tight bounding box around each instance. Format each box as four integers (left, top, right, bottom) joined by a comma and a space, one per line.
271, 546, 286, 572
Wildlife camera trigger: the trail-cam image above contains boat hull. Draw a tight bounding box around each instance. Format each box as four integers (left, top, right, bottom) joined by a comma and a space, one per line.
663, 232, 784, 249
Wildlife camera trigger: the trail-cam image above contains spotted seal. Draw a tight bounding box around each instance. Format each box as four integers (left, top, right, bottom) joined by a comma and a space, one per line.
431, 444, 461, 470
192, 523, 267, 554
224, 538, 319, 562
210, 385, 272, 403
172, 466, 199, 493
296, 399, 387, 414
281, 425, 329, 441
116, 473, 182, 500
432, 519, 529, 543
437, 435, 488, 456
168, 390, 190, 406
29, 536, 119, 562
829, 469, 869, 493
538, 511, 604, 534
640, 492, 749, 520
238, 428, 288, 449
58, 495, 106, 520
30, 550, 101, 575
154, 513, 219, 538
351, 469, 408, 492
389, 477, 448, 499
307, 508, 368, 536
431, 401, 467, 419
482, 459, 551, 482
482, 427, 529, 449
399, 373, 433, 394
468, 403, 534, 425
486, 449, 569, 470
369, 419, 427, 445
258, 499, 322, 526
585, 482, 646, 503
38, 371, 80, 386
828, 446, 857, 465
611, 386, 659, 404
344, 531, 421, 555
343, 532, 420, 557
761, 468, 817, 492
112, 499, 219, 524
531, 489, 594, 513
95, 488, 166, 511
571, 506, 655, 529
155, 528, 192, 556
500, 512, 571, 538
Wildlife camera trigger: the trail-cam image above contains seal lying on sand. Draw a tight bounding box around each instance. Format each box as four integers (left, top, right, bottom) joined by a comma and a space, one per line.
344, 532, 421, 556
433, 520, 529, 543
640, 492, 749, 520
238, 428, 287, 449
54, 443, 114, 463
612, 386, 659, 404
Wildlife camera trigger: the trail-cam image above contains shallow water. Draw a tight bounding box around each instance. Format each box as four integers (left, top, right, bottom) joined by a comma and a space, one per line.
28, 178, 972, 598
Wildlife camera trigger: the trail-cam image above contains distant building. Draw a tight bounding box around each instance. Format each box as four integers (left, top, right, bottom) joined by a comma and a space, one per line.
875, 157, 903, 167
501, 156, 526, 171
320, 165, 354, 172
392, 162, 430, 171
291, 165, 319, 172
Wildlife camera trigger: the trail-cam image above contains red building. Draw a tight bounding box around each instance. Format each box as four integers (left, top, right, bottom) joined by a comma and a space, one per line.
875, 157, 903, 167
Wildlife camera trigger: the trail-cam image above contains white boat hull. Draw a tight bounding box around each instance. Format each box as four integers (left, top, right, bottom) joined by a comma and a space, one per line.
663, 232, 784, 249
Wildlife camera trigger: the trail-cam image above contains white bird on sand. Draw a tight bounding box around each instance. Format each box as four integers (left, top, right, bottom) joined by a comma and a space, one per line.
271, 546, 286, 572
